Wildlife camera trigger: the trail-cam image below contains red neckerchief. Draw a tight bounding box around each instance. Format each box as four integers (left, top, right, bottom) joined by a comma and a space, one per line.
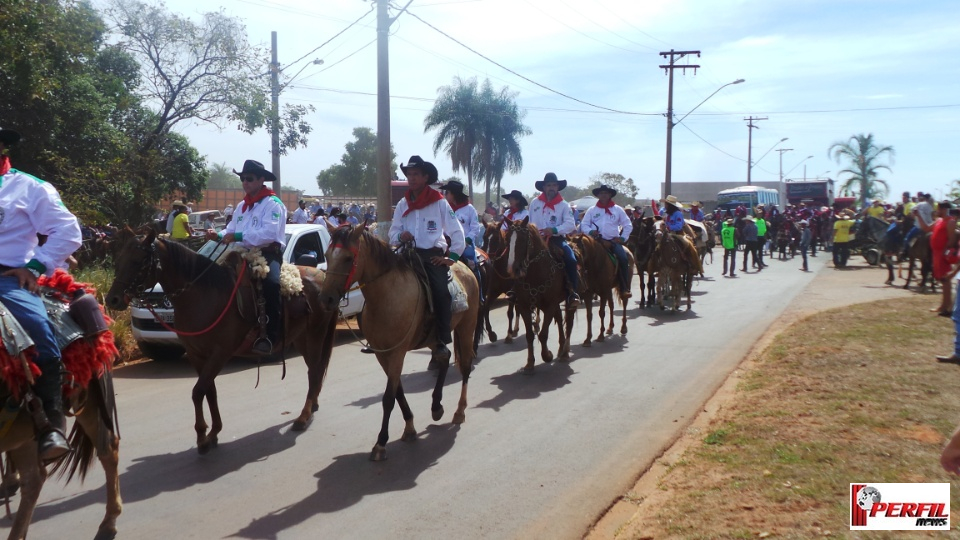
596, 199, 616, 215
241, 186, 276, 213
402, 187, 443, 216
537, 193, 563, 211
450, 200, 469, 212
0, 155, 10, 176
505, 206, 521, 220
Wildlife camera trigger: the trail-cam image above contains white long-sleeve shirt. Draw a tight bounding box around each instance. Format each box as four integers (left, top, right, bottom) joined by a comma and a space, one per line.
291, 207, 310, 224
452, 203, 481, 245
580, 203, 633, 241
222, 193, 287, 249
389, 190, 466, 258
529, 196, 576, 236
0, 169, 82, 274
500, 208, 529, 230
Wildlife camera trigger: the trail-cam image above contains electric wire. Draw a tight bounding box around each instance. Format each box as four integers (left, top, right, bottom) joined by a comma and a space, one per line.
284, 5, 375, 71
518, 0, 649, 55
553, 0, 658, 51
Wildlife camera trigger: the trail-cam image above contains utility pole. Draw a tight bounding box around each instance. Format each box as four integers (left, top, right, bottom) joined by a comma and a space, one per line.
777, 148, 793, 182
375, 0, 392, 240
660, 49, 699, 198
270, 31, 282, 198
744, 116, 767, 185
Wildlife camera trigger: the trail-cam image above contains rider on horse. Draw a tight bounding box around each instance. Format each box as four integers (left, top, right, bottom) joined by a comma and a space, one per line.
580, 184, 633, 299
0, 126, 82, 461
529, 173, 581, 307
390, 155, 466, 370
206, 159, 287, 355
500, 190, 529, 231
439, 179, 483, 300
662, 195, 704, 276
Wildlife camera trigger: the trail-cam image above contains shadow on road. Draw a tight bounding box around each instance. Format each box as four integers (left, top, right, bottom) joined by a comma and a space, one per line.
345, 367, 461, 410
473, 361, 575, 412
642, 307, 701, 327
29, 420, 306, 523
230, 423, 459, 539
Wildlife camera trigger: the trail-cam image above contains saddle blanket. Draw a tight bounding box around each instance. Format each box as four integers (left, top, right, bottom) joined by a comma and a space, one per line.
449, 275, 469, 314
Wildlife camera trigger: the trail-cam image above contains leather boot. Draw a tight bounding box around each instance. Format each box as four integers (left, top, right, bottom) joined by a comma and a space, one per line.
34, 365, 69, 462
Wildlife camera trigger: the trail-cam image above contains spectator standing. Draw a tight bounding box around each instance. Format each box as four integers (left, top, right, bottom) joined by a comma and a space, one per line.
223, 203, 234, 225
741, 216, 759, 273
832, 212, 855, 268
798, 220, 812, 271
170, 201, 192, 241
930, 201, 958, 315
291, 199, 311, 224
720, 218, 737, 277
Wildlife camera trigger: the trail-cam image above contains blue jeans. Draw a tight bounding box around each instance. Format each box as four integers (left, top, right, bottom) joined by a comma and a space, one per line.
548, 237, 579, 292
904, 226, 920, 250
0, 275, 60, 369
953, 280, 960, 356
610, 241, 631, 291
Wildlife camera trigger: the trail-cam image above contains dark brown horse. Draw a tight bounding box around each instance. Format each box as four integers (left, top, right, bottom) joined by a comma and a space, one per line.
626, 217, 657, 307
105, 228, 337, 453
503, 218, 575, 372
317, 226, 480, 461
571, 234, 633, 344
903, 231, 935, 292
480, 222, 520, 343
650, 222, 696, 311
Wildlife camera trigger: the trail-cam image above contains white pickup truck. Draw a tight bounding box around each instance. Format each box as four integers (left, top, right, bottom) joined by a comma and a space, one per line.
129, 224, 364, 360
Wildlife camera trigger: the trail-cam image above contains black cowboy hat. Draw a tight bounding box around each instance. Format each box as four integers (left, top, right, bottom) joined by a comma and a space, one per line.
501, 189, 528, 208
592, 184, 617, 197
437, 179, 466, 195
0, 127, 21, 146
535, 172, 567, 192
400, 155, 439, 184
233, 159, 276, 182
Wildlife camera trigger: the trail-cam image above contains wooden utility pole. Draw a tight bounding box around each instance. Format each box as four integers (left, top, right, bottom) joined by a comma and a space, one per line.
744, 116, 767, 185
660, 49, 699, 198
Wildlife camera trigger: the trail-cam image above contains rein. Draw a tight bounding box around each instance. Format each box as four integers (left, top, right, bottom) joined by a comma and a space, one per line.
146, 263, 247, 337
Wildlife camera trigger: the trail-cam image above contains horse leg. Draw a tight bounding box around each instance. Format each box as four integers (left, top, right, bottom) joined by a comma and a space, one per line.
620, 294, 628, 335
605, 294, 614, 336
505, 298, 518, 343
372, 359, 403, 461
596, 295, 607, 342
520, 308, 537, 373
452, 314, 477, 423
395, 382, 417, 441
6, 443, 44, 540
686, 271, 693, 311
204, 381, 223, 452
582, 295, 593, 346
537, 307, 554, 364
904, 257, 915, 290
431, 346, 451, 422
73, 397, 122, 540
555, 309, 570, 361
294, 313, 336, 431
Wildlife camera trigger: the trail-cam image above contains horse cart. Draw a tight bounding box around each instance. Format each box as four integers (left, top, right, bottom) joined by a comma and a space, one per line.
853, 216, 890, 266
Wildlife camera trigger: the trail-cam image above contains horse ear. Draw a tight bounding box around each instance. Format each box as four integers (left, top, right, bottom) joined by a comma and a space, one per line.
521, 216, 530, 226
144, 227, 156, 244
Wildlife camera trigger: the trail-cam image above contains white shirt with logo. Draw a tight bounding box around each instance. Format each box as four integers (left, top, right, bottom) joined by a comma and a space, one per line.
291, 207, 310, 224
453, 203, 481, 245
580, 204, 633, 240
389, 190, 466, 257
0, 169, 81, 274
223, 195, 287, 249
529, 196, 576, 236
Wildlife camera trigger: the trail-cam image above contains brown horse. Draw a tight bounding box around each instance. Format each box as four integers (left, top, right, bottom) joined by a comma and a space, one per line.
105, 228, 337, 453
626, 217, 657, 307
571, 234, 633, 344
480, 222, 520, 343
317, 226, 480, 461
650, 222, 696, 311
503, 218, 575, 372
903, 231, 935, 292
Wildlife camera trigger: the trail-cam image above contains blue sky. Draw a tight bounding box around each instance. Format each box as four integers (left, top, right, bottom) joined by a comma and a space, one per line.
102, 0, 960, 202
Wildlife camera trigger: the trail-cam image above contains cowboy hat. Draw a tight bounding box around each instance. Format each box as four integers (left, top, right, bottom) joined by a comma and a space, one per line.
624, 205, 635, 211
690, 201, 702, 207
661, 194, 683, 208
0, 127, 21, 146
501, 189, 529, 207
744, 215, 756, 222
171, 200, 186, 208
233, 159, 276, 182
535, 172, 567, 192
400, 155, 439, 184
592, 184, 617, 197
724, 218, 734, 225
437, 179, 466, 194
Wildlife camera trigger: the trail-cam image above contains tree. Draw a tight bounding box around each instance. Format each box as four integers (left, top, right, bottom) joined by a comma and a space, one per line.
425, 77, 530, 206
586, 172, 638, 201
316, 127, 397, 196
828, 133, 894, 209
207, 162, 241, 189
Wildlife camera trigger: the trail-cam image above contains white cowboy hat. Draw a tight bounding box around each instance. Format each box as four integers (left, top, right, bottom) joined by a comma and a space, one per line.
661, 194, 683, 208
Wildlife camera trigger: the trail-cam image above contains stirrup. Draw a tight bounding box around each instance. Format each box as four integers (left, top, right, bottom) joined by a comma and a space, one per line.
39, 430, 70, 462
252, 337, 273, 355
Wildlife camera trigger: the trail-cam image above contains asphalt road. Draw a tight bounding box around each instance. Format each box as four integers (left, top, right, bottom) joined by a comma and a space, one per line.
12, 249, 828, 539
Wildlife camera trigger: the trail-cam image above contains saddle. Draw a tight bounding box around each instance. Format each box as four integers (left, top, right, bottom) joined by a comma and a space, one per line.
400, 248, 470, 317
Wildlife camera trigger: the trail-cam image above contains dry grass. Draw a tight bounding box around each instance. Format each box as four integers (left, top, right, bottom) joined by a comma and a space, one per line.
635, 295, 960, 539
73, 264, 141, 364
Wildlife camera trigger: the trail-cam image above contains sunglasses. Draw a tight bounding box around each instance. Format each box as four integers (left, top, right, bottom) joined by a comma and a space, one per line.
240, 175, 259, 183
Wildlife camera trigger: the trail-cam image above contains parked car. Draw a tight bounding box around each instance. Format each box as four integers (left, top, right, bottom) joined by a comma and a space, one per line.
188, 210, 226, 231
130, 224, 365, 360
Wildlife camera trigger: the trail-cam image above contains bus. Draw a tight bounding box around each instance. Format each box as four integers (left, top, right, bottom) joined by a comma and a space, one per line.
716, 186, 780, 215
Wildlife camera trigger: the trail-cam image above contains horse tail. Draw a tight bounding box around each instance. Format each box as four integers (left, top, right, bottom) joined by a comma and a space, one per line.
52, 370, 118, 483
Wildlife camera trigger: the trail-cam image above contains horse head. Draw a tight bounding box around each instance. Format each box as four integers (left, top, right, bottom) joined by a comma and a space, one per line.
483, 221, 507, 257
320, 224, 366, 312
504, 216, 534, 279
105, 226, 158, 310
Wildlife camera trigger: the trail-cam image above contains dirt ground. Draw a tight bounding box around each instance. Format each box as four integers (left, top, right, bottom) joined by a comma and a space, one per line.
587, 256, 927, 539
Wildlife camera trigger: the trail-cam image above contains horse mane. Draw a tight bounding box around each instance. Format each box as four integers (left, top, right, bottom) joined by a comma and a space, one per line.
524, 222, 548, 251
330, 226, 409, 273
159, 239, 236, 293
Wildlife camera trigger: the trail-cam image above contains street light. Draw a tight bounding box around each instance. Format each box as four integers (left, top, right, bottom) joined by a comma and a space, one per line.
748, 137, 788, 185
783, 155, 814, 179
777, 148, 793, 183
664, 78, 744, 196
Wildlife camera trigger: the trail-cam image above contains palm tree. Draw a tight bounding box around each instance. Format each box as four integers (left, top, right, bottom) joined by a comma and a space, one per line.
424, 77, 530, 205
424, 77, 482, 200
827, 133, 894, 208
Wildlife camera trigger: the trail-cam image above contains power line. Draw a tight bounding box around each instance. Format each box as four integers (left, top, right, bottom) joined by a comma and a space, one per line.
404, 9, 655, 115
553, 0, 658, 51
591, 0, 671, 46
284, 5, 375, 71
677, 123, 744, 163
518, 0, 649, 55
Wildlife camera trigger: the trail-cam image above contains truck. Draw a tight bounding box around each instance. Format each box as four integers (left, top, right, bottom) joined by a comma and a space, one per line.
785, 180, 834, 208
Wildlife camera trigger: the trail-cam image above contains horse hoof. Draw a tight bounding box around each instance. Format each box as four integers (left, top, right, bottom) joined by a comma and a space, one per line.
94, 527, 118, 540
197, 442, 212, 455
401, 427, 418, 442
432, 406, 445, 422
581, 340, 592, 347
489, 332, 498, 342
0, 480, 20, 498
542, 352, 554, 363
596, 335, 605, 343
291, 418, 309, 432
505, 336, 513, 344
370, 445, 387, 461
521, 365, 535, 375
311, 403, 319, 413
452, 412, 466, 425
